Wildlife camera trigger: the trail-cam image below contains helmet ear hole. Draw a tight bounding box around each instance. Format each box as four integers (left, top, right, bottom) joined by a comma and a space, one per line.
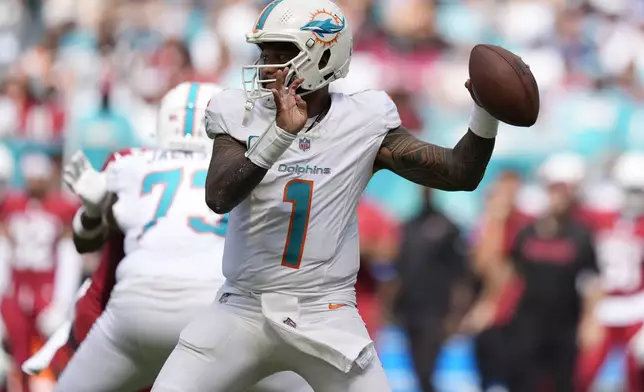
318, 49, 331, 70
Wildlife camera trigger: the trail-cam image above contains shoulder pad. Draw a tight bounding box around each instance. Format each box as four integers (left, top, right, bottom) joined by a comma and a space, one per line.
345, 90, 401, 130
101, 148, 149, 171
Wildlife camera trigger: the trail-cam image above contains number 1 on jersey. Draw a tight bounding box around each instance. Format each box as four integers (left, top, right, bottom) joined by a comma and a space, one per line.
282, 180, 313, 269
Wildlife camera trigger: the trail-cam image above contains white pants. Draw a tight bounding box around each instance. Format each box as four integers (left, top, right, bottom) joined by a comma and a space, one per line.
54, 280, 310, 392
152, 289, 391, 392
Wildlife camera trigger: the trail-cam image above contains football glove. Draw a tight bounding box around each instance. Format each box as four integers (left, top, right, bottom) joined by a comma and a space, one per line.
63, 151, 108, 217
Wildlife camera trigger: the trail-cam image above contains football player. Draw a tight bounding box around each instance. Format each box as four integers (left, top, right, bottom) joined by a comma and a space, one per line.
50, 82, 311, 392
152, 0, 500, 391
580, 152, 644, 392
1, 151, 80, 392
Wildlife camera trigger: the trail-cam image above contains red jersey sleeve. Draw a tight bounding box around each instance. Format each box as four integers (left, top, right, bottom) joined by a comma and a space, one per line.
72, 232, 124, 345
101, 148, 147, 172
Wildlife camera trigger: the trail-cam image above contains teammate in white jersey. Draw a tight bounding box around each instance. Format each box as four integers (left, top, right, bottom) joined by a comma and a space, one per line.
152, 0, 501, 391
53, 82, 311, 392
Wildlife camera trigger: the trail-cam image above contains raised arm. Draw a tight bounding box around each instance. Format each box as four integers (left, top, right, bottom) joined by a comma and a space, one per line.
204, 134, 269, 214
375, 126, 495, 191
64, 151, 124, 254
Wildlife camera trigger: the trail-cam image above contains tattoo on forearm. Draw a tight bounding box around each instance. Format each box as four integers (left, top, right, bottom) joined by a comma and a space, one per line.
377, 128, 495, 191
206, 134, 268, 213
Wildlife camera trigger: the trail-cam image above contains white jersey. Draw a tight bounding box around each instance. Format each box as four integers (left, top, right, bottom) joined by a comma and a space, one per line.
206, 89, 400, 296
105, 148, 227, 286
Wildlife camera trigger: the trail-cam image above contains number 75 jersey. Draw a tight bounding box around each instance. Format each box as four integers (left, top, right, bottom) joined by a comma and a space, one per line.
105, 149, 227, 284
206, 89, 401, 296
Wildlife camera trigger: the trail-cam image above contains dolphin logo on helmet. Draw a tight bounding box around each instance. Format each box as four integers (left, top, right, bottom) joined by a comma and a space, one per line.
301, 18, 345, 36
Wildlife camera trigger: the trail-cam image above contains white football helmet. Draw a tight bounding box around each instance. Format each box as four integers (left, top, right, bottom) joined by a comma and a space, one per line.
613, 152, 644, 216
538, 152, 587, 186
243, 0, 353, 102
613, 152, 644, 190
156, 82, 223, 152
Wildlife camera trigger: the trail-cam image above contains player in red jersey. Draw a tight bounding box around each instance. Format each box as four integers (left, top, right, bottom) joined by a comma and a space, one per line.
21, 148, 139, 388
578, 152, 644, 392
465, 171, 532, 391
0, 152, 81, 392
356, 198, 399, 340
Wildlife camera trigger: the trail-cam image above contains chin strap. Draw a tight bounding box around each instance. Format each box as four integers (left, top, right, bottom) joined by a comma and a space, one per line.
242, 100, 254, 126
243, 95, 279, 126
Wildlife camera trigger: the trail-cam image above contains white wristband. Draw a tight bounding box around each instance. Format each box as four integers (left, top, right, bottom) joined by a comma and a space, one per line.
245, 122, 296, 169
468, 104, 499, 139
73, 208, 106, 239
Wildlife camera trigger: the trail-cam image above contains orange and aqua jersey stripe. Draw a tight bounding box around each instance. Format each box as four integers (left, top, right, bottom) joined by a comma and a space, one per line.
184, 83, 200, 136
255, 0, 283, 31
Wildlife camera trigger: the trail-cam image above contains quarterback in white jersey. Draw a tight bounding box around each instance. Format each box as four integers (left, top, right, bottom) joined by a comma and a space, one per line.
53, 82, 311, 392
153, 0, 501, 391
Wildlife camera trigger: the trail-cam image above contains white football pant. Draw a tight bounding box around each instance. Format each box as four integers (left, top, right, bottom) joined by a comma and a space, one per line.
54, 282, 310, 392
151, 289, 391, 392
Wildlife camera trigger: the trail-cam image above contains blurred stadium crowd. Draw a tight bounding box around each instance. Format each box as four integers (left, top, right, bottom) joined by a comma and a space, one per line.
0, 0, 644, 391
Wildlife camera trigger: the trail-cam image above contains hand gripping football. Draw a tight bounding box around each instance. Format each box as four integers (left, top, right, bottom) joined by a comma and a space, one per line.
469, 44, 540, 127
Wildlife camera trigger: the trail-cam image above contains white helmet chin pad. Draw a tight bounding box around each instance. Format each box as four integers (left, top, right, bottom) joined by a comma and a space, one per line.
156, 82, 222, 151
242, 0, 353, 104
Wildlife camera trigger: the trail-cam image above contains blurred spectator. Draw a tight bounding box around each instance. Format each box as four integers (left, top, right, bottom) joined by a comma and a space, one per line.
0, 72, 65, 147
0, 0, 26, 75
125, 37, 197, 146
505, 167, 601, 392
465, 171, 532, 392
393, 188, 469, 392
388, 88, 422, 135
0, 152, 80, 392
65, 83, 138, 170
130, 38, 195, 107
577, 152, 644, 392
537, 152, 598, 228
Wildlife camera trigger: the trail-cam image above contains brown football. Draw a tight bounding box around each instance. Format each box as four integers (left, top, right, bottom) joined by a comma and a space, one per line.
469, 44, 540, 127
